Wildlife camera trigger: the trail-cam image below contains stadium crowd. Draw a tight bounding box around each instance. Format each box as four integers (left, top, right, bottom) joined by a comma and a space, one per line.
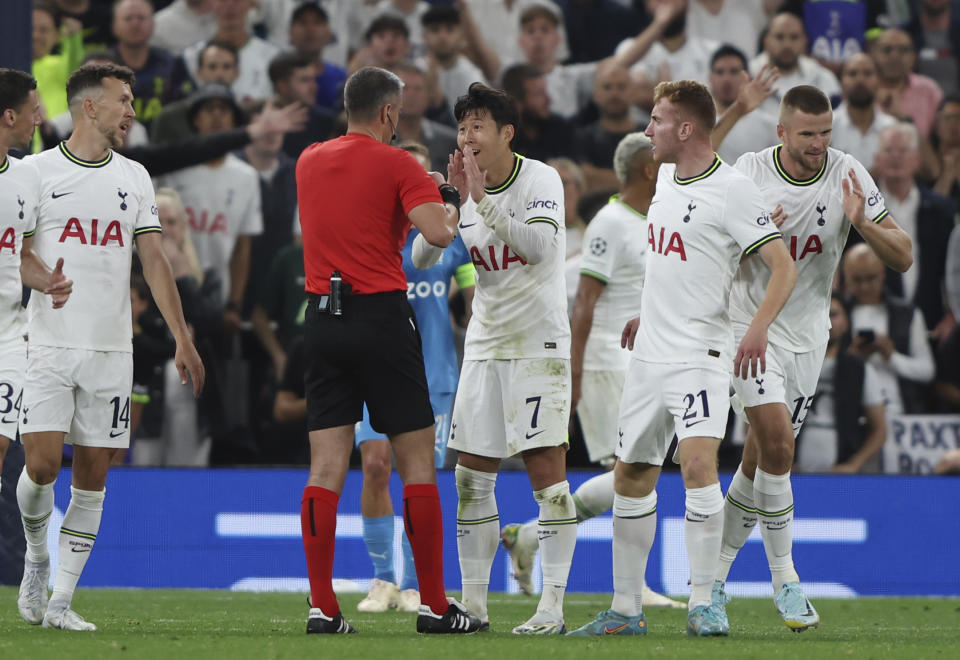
20, 0, 960, 476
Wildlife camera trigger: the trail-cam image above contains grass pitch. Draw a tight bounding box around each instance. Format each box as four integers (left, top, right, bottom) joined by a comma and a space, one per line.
0, 589, 957, 660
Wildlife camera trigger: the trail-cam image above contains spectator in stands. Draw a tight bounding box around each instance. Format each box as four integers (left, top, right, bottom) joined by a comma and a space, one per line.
904, 0, 960, 97
517, 0, 689, 120
468, 0, 569, 70
252, 230, 306, 382
795, 294, 887, 474
180, 0, 281, 102
268, 51, 335, 160
155, 83, 263, 328
549, 157, 589, 259
932, 95, 960, 202
843, 243, 936, 415
419, 5, 487, 110
392, 63, 458, 171
272, 334, 310, 463
830, 53, 897, 171
33, 3, 84, 125
800, 0, 867, 76
235, 100, 299, 316
54, 0, 115, 51
152, 0, 218, 56
872, 123, 956, 343
614, 0, 719, 88
107, 0, 174, 131
708, 45, 778, 164
367, 0, 431, 59
555, 0, 646, 64
348, 15, 411, 76
152, 40, 239, 144
575, 61, 642, 192
750, 12, 841, 113
500, 63, 577, 162
288, 2, 346, 112
871, 28, 943, 139
686, 0, 774, 59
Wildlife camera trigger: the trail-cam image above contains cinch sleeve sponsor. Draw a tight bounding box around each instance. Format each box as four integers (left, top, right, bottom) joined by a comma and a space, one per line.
134, 165, 162, 233
521, 165, 564, 235
727, 177, 784, 255
851, 157, 889, 224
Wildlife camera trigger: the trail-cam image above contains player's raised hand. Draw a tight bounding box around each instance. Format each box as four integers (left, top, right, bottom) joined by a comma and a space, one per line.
247, 100, 308, 140
447, 150, 467, 195
842, 168, 867, 226
175, 340, 205, 398
734, 322, 768, 380
44, 257, 73, 309
461, 148, 487, 203
737, 63, 779, 114
770, 204, 788, 228
621, 316, 640, 350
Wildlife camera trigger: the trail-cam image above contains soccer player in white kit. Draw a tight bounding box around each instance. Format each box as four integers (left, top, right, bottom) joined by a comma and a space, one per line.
569, 80, 797, 638
416, 83, 574, 635
716, 85, 913, 630
15, 63, 204, 632
500, 132, 682, 609
0, 68, 73, 543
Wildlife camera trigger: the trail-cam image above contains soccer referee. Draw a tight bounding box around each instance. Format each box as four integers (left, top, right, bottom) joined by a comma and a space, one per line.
295, 66, 479, 635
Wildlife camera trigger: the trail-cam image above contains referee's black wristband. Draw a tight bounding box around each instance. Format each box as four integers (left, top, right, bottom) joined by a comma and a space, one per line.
438, 183, 461, 210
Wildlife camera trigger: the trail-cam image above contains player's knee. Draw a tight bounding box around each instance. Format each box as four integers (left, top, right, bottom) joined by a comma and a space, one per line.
362, 448, 393, 489
25, 458, 60, 486
680, 453, 718, 488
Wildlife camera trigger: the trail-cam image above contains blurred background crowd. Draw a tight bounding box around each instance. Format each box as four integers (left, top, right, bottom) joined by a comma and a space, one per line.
22, 0, 960, 474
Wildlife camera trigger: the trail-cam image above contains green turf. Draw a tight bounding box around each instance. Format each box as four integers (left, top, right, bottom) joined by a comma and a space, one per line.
0, 588, 958, 659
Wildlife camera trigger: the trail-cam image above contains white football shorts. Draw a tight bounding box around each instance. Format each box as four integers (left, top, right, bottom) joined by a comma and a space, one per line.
448, 358, 571, 459
20, 345, 134, 448
616, 359, 730, 466
577, 368, 627, 464
0, 336, 27, 442
730, 325, 827, 437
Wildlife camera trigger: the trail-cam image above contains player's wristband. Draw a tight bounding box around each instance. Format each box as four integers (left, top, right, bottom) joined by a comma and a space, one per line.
438, 183, 461, 211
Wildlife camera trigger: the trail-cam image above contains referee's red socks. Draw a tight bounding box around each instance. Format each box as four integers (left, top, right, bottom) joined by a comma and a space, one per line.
301, 486, 340, 616
403, 483, 448, 615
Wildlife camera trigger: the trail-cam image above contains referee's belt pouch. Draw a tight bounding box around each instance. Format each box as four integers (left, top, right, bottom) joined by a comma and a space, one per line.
314, 281, 352, 316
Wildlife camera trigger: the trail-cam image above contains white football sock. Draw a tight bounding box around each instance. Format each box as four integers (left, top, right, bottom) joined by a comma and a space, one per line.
611, 491, 657, 617
516, 518, 539, 553
16, 468, 55, 563
534, 480, 576, 617
50, 487, 105, 607
572, 471, 615, 521
754, 468, 799, 592
455, 465, 499, 621
685, 483, 724, 609
717, 464, 757, 583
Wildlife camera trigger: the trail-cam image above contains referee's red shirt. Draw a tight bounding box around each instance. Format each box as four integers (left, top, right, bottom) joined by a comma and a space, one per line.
296, 133, 443, 294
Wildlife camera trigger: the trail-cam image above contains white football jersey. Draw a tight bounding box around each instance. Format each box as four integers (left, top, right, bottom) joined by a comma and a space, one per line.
156, 154, 262, 304
0, 157, 40, 343
578, 195, 647, 370
636, 157, 781, 366
460, 154, 570, 360
730, 146, 888, 352
26, 143, 161, 352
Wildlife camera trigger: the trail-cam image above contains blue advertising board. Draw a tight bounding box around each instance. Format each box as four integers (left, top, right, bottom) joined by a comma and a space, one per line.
45, 469, 959, 597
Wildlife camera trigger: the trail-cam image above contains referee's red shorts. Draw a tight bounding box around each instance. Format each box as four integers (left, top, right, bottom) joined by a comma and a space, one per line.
303, 290, 435, 435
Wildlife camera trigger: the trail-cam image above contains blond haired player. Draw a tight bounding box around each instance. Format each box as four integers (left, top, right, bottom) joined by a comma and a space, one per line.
570, 80, 796, 638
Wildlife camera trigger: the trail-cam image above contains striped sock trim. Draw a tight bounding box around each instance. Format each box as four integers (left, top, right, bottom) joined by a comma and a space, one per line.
456, 515, 500, 526
59, 527, 97, 541
539, 518, 577, 526
726, 494, 758, 514
757, 504, 794, 517
614, 506, 657, 520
